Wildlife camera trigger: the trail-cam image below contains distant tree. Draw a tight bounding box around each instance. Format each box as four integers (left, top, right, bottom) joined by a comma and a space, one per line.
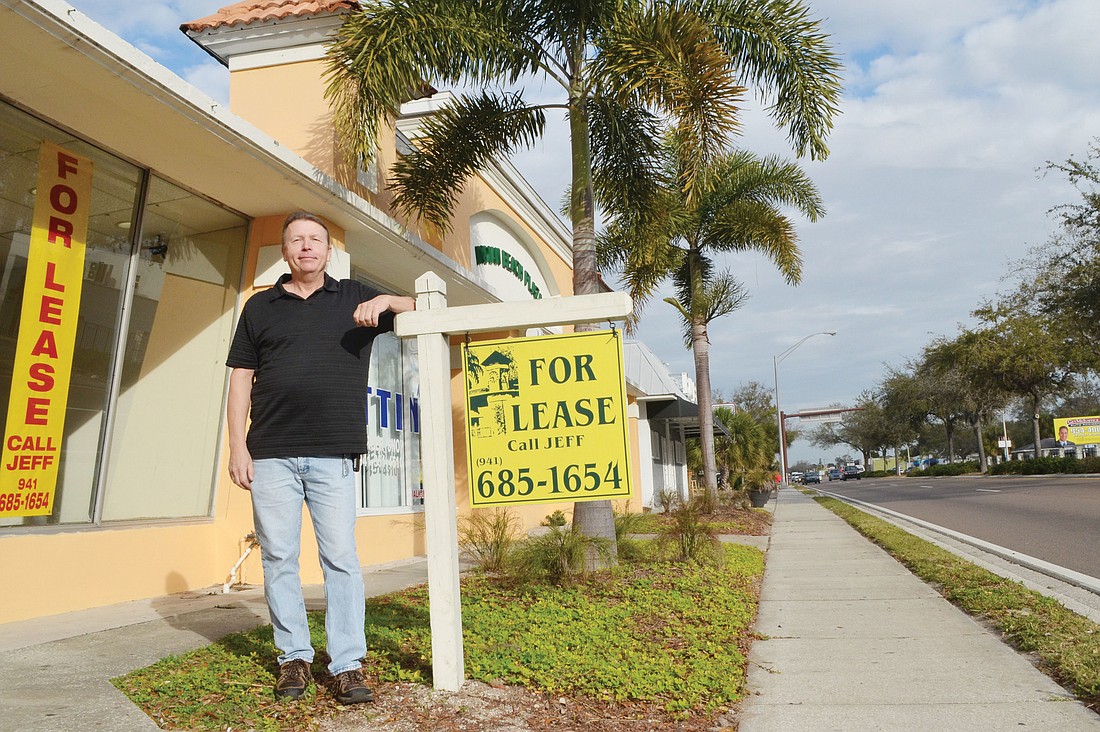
1009, 140, 1100, 365
716, 381, 800, 458
953, 311, 1081, 457
922, 335, 1010, 472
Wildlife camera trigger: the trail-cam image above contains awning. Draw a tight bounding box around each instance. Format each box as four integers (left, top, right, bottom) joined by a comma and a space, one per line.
645, 397, 730, 439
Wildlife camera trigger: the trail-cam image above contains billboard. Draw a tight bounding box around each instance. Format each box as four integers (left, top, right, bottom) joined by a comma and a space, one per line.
1052, 415, 1100, 446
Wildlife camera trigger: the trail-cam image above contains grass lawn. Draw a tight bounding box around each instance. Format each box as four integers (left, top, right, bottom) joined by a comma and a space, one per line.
113, 540, 765, 731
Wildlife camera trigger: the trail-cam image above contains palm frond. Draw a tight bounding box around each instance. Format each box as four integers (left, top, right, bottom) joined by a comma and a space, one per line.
389, 91, 546, 230
588, 96, 665, 216
701, 0, 843, 160
707, 150, 825, 221
325, 0, 546, 161
595, 5, 746, 200
708, 200, 804, 284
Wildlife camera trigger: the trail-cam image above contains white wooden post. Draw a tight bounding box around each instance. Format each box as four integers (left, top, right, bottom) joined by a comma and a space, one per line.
413, 272, 464, 691
395, 272, 632, 691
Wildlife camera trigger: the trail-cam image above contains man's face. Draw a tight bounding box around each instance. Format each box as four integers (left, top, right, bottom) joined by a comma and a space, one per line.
1059, 427, 1069, 441
282, 219, 332, 277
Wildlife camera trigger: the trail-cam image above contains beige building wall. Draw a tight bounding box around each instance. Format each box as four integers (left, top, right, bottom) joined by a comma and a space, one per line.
0, 8, 623, 624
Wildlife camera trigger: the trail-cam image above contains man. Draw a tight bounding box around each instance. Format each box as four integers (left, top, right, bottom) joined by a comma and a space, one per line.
226, 211, 415, 703
1057, 425, 1076, 451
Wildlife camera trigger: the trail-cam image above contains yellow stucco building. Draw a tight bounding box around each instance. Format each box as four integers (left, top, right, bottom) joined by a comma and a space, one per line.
0, 0, 698, 625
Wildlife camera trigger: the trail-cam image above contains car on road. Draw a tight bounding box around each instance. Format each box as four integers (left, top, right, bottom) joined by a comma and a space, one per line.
827, 468, 842, 481
842, 465, 862, 480
803, 471, 821, 484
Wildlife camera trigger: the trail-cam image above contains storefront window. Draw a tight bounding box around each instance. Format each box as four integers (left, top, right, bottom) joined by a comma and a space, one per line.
99, 177, 246, 521
0, 100, 246, 528
352, 270, 422, 513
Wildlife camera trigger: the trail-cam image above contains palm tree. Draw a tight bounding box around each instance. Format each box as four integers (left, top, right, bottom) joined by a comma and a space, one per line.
713, 406, 772, 493
325, 0, 841, 555
600, 145, 824, 506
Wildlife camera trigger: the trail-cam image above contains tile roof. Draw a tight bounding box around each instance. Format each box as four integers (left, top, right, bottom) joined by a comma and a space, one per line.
181, 0, 358, 33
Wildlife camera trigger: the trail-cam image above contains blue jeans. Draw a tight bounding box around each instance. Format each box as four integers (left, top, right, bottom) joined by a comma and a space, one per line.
250, 456, 366, 675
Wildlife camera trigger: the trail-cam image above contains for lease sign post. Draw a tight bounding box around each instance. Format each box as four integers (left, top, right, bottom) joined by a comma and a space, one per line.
463, 329, 632, 507
0, 141, 92, 517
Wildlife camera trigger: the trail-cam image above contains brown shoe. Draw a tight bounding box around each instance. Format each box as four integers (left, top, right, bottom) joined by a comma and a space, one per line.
274, 659, 312, 700
333, 668, 374, 705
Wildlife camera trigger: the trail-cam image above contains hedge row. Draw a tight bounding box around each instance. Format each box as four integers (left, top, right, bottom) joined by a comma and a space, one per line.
906, 461, 980, 477
989, 456, 1100, 475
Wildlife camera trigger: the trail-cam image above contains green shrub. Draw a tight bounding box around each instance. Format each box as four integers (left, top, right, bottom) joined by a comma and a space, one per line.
906, 461, 979, 477
613, 504, 660, 563
927, 461, 978, 476
655, 487, 680, 513
658, 499, 722, 565
989, 456, 1100, 475
457, 507, 521, 573
508, 526, 612, 586
542, 509, 568, 527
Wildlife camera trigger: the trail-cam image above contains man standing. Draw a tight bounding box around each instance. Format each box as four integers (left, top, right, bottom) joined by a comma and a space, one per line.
226, 212, 415, 703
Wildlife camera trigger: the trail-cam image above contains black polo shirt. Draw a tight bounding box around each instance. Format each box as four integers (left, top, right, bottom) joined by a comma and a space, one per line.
227, 274, 395, 459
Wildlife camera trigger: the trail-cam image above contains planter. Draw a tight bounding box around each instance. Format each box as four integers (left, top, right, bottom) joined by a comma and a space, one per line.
748, 489, 772, 508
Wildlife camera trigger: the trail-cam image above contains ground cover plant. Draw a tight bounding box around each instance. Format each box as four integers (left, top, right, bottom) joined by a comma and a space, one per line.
114, 539, 765, 731
815, 496, 1100, 712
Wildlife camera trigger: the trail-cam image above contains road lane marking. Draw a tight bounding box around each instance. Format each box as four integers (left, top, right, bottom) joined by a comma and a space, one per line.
976, 489, 1001, 493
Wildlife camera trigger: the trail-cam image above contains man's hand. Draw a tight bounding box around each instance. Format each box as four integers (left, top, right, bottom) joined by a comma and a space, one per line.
229, 447, 254, 490
354, 294, 415, 327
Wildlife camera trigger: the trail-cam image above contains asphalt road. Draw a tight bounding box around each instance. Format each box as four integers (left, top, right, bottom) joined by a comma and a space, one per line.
819, 474, 1100, 579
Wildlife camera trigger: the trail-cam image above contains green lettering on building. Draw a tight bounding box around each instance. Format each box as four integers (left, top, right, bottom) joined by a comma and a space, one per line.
474, 245, 542, 299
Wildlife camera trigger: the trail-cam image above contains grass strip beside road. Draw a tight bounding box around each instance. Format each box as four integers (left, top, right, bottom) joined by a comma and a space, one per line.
113, 542, 764, 731
815, 496, 1100, 712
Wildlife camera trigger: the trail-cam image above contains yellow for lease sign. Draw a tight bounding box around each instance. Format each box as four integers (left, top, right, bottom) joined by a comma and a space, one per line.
462, 329, 632, 507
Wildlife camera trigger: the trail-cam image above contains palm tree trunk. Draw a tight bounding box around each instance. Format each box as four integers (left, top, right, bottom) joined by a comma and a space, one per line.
685, 250, 718, 508
973, 415, 988, 472
566, 84, 617, 565
692, 318, 718, 507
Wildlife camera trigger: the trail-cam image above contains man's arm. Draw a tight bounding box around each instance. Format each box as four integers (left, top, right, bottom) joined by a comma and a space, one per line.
353, 294, 416, 327
227, 367, 255, 490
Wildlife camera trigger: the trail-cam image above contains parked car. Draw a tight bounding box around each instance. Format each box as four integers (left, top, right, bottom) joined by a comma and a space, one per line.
803, 471, 821, 484
842, 465, 862, 480
827, 468, 842, 481
789, 471, 804, 484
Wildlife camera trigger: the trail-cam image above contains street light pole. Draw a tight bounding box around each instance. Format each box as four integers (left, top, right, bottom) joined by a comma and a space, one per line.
773, 331, 836, 486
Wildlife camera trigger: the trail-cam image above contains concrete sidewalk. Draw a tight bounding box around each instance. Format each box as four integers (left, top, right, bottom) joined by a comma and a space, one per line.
739, 489, 1100, 731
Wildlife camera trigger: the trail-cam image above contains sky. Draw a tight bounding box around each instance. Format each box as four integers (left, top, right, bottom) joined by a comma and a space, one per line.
71, 0, 1100, 465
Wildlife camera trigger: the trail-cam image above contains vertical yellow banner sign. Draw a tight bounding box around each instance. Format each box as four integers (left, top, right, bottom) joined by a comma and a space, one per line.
463, 329, 632, 507
0, 141, 93, 517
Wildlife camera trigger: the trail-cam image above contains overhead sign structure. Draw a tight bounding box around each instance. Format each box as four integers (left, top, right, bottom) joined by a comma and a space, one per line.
1, 141, 93, 518
462, 329, 632, 507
